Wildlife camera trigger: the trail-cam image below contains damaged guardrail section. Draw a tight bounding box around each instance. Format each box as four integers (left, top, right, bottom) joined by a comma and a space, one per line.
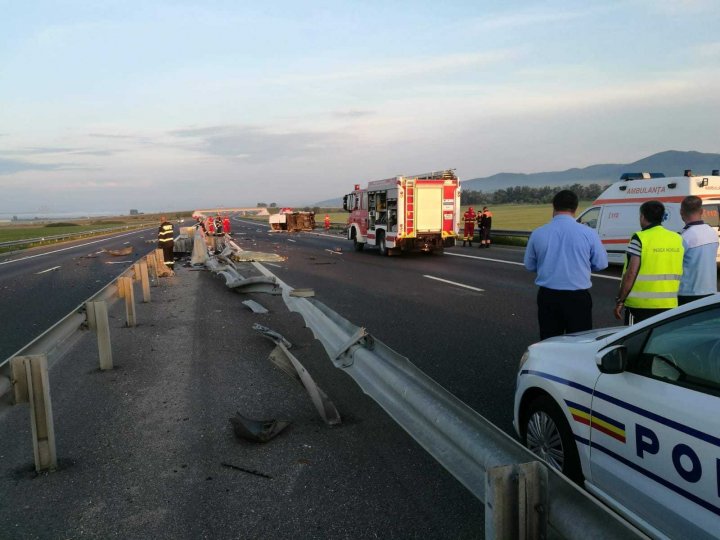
243, 259, 646, 539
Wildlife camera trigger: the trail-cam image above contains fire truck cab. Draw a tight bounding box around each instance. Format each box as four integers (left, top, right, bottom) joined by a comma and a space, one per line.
343, 169, 460, 255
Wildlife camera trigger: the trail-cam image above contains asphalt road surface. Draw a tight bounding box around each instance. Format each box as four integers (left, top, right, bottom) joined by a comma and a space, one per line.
0, 226, 159, 361
230, 218, 627, 434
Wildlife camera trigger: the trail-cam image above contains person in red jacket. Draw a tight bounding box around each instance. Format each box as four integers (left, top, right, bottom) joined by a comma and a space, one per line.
206, 216, 216, 251
462, 207, 476, 247
324, 214, 330, 231
222, 215, 231, 235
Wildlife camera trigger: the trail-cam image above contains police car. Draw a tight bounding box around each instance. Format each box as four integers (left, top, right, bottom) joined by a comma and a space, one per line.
514, 294, 720, 540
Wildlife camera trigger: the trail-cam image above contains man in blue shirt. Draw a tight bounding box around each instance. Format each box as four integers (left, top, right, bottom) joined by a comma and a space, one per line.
524, 190, 608, 339
678, 195, 719, 305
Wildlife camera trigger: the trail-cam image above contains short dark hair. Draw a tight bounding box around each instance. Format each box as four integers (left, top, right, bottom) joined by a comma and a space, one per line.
640, 201, 665, 224
681, 195, 702, 216
552, 190, 578, 212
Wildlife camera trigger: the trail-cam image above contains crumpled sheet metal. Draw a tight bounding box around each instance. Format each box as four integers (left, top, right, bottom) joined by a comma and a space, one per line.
253, 324, 341, 426
229, 251, 286, 262
229, 412, 290, 443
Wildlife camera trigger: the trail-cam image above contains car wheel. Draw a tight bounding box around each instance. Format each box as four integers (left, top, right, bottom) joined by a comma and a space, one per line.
353, 237, 364, 251
522, 395, 583, 483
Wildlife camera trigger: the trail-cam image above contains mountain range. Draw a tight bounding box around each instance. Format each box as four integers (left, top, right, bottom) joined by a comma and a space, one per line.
461, 150, 719, 192
314, 150, 720, 206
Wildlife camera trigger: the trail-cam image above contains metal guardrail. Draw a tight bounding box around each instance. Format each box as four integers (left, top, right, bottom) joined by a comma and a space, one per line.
0, 251, 152, 403
240, 252, 646, 539
490, 229, 532, 238
0, 234, 644, 538
0, 223, 156, 249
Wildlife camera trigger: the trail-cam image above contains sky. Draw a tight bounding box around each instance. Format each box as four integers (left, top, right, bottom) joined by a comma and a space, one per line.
1, 0, 719, 214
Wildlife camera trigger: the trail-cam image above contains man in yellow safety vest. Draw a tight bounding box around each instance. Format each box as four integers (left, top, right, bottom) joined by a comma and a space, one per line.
614, 201, 684, 324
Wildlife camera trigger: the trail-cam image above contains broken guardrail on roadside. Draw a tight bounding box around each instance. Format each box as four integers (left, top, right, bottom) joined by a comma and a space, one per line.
203, 238, 645, 540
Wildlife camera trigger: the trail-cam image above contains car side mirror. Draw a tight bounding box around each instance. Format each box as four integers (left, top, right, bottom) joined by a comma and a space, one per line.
597, 345, 627, 374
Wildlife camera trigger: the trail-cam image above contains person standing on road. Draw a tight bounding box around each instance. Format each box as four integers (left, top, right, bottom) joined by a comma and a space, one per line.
477, 207, 493, 249
205, 216, 216, 252
614, 201, 684, 324
324, 214, 331, 231
222, 215, 232, 236
462, 207, 476, 247
158, 215, 175, 269
524, 190, 608, 340
677, 196, 717, 305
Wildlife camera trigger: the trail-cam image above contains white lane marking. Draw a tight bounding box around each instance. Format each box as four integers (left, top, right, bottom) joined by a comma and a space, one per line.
265, 263, 282, 268
287, 239, 296, 243
423, 275, 484, 292
106, 260, 133, 264
0, 228, 153, 267
35, 265, 61, 274
445, 251, 621, 281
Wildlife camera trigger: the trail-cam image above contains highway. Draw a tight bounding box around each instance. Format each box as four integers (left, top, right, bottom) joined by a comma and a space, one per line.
0, 226, 159, 361
231, 218, 625, 433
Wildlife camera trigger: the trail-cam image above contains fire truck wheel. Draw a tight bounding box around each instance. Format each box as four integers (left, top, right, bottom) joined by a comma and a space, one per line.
378, 235, 388, 256
353, 237, 364, 251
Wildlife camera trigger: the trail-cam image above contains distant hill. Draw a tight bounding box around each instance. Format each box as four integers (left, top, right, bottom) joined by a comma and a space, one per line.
313, 150, 720, 205
461, 150, 720, 192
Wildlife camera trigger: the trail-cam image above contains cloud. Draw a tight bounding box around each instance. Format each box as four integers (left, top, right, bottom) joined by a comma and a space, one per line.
462, 8, 590, 31
0, 146, 118, 157
169, 125, 353, 163
264, 50, 518, 85
0, 158, 67, 175
332, 110, 375, 118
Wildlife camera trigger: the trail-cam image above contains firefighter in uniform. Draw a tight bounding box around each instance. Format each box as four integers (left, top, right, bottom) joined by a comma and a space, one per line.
324, 214, 331, 231
462, 207, 476, 247
614, 201, 684, 324
158, 216, 175, 269
477, 207, 493, 248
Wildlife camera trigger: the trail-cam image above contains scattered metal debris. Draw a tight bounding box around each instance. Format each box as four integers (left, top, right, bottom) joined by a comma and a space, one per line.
325, 248, 342, 255
253, 324, 341, 426
229, 412, 290, 443
253, 324, 292, 348
104, 246, 133, 256
242, 300, 268, 314
289, 288, 314, 297
220, 462, 273, 479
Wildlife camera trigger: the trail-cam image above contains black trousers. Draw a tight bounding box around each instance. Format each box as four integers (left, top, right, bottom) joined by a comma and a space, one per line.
161, 241, 174, 267
537, 287, 592, 340
624, 307, 666, 325
678, 294, 712, 306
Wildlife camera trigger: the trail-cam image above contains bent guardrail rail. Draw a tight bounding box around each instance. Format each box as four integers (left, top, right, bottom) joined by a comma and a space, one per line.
241, 254, 646, 539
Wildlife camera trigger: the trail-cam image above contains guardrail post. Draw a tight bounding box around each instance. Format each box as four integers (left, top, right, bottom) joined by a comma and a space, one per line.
146, 253, 158, 285
485, 462, 547, 540
118, 277, 136, 327
139, 261, 151, 302
86, 300, 113, 370
10, 355, 57, 472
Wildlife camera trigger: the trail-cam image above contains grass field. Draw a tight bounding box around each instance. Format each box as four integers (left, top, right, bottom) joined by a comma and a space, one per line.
0, 212, 193, 245
317, 202, 594, 231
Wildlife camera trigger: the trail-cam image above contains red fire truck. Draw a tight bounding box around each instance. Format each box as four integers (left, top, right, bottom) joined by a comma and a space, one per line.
343, 169, 460, 255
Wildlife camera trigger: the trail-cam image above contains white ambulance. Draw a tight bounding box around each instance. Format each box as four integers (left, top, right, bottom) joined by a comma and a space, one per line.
576, 170, 720, 264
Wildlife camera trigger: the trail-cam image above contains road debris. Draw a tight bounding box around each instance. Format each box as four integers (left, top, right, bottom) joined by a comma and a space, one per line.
242, 300, 269, 314
289, 288, 314, 297
220, 462, 273, 479
229, 412, 290, 443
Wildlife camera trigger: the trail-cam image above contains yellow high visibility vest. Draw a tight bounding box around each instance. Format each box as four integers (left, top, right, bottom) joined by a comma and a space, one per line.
624, 225, 684, 309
